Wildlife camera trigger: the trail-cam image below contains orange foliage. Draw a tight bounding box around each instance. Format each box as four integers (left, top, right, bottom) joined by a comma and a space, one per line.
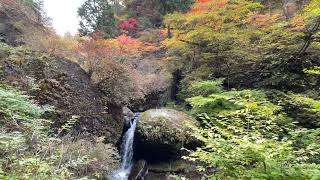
116, 34, 141, 46
190, 7, 208, 14
113, 34, 142, 55
142, 42, 160, 53
74, 33, 167, 103
159, 29, 169, 39
76, 32, 159, 79
26, 27, 161, 89
189, 0, 227, 14
290, 15, 306, 31
78, 34, 115, 57
245, 13, 281, 27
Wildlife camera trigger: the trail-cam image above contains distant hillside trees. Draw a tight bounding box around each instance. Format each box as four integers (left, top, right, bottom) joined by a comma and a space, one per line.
77, 0, 196, 37
78, 0, 117, 38
124, 0, 195, 27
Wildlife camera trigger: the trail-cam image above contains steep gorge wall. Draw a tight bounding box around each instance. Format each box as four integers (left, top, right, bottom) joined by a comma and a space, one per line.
0, 0, 46, 46
0, 43, 125, 144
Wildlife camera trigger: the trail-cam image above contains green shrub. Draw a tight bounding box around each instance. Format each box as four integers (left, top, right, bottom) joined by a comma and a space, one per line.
183, 80, 320, 179
291, 128, 320, 164
268, 91, 320, 128
304, 66, 320, 75
189, 79, 224, 97
0, 85, 70, 179
0, 85, 119, 179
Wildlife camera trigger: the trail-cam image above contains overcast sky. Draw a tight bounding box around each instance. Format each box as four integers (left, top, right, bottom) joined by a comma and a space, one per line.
43, 0, 85, 35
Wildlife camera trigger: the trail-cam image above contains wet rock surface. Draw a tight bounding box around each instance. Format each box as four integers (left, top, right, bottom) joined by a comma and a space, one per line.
128, 159, 148, 180
123, 106, 135, 128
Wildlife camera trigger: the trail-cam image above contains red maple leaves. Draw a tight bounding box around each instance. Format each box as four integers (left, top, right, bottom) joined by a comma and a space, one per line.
119, 18, 140, 35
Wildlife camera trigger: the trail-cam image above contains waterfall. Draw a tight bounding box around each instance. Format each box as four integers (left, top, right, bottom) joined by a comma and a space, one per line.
112, 113, 140, 180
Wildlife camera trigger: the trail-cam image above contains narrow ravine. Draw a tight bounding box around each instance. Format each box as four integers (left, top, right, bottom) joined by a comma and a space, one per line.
112, 113, 140, 180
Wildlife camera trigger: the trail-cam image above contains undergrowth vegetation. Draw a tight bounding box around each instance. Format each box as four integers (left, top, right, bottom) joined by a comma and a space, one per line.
0, 85, 119, 179
184, 79, 320, 179
163, 0, 320, 178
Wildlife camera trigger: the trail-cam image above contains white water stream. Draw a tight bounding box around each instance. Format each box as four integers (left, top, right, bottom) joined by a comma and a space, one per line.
112, 113, 140, 180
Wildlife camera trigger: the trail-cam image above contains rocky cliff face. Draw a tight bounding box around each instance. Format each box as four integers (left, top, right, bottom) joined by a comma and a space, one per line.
0, 43, 124, 144
0, 0, 45, 46
0, 14, 22, 46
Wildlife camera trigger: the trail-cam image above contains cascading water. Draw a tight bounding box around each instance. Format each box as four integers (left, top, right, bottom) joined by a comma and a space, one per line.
112, 113, 140, 180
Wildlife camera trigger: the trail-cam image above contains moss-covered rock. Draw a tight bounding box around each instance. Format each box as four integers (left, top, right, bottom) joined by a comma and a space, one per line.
134, 108, 198, 162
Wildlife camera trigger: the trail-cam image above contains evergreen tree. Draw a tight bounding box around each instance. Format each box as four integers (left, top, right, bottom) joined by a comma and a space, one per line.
124, 0, 195, 27
78, 0, 117, 38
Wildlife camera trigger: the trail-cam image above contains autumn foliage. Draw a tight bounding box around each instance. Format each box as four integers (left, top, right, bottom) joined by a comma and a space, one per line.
119, 18, 140, 36
76, 32, 158, 78
189, 0, 227, 14
25, 27, 167, 106
245, 13, 281, 27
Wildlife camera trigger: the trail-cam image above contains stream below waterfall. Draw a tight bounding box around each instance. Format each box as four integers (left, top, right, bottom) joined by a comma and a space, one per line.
112, 113, 140, 180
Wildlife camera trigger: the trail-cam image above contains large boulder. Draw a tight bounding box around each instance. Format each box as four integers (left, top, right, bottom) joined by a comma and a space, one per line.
0, 43, 123, 144
134, 108, 198, 162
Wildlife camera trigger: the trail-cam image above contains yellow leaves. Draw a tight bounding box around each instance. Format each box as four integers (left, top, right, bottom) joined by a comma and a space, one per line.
244, 13, 281, 27
164, 12, 188, 30
304, 0, 320, 16
8, 54, 24, 65
162, 30, 200, 59
25, 31, 80, 61
302, 0, 320, 23
162, 34, 189, 53
165, 0, 264, 32
142, 43, 160, 53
